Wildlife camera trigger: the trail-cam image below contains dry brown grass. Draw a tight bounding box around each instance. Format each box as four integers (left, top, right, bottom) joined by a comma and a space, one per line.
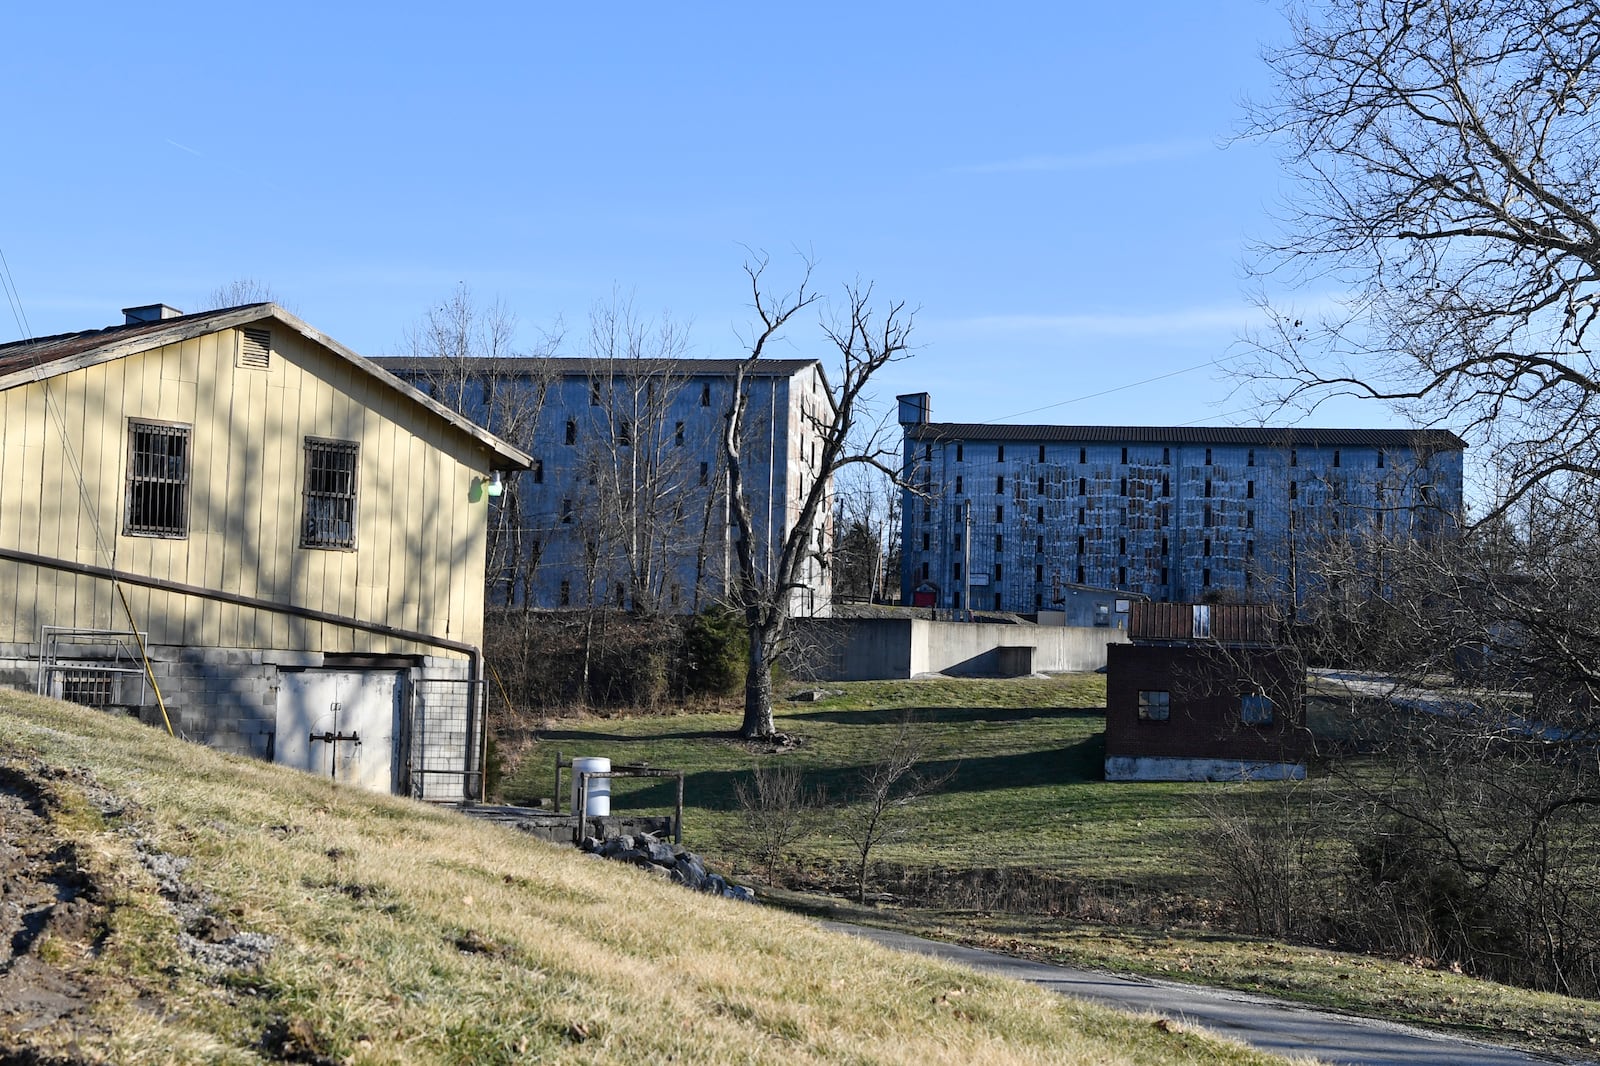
0, 687, 1304, 1065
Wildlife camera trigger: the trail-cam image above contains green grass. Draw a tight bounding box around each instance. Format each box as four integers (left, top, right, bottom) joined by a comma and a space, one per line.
500, 674, 1600, 1062
0, 686, 1297, 1066
504, 674, 1276, 886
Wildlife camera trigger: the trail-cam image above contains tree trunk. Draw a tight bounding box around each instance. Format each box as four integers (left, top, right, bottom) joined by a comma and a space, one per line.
740, 624, 777, 738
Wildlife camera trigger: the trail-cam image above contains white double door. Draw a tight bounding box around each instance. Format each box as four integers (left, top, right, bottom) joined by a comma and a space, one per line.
274, 669, 403, 794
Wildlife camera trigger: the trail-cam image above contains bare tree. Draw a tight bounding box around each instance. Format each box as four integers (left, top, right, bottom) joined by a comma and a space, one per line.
1243, 0, 1600, 524
837, 714, 952, 904
199, 278, 293, 312
734, 762, 825, 884
723, 256, 915, 738
403, 284, 559, 606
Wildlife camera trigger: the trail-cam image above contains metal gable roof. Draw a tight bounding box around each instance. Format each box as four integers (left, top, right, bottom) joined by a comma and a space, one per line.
0, 304, 532, 469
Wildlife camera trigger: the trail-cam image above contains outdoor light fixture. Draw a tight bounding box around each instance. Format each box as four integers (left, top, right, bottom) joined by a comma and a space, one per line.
486, 471, 504, 497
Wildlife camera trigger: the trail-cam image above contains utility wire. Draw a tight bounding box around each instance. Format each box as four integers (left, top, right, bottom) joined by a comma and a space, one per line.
0, 244, 33, 341
985, 357, 1229, 423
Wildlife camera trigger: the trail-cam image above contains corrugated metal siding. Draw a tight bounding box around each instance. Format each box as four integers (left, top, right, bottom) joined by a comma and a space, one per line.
1129, 602, 1277, 644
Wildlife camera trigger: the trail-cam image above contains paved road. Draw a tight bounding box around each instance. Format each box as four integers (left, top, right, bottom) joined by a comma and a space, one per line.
823, 922, 1562, 1066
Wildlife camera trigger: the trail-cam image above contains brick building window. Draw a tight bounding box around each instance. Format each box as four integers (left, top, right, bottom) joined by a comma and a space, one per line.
993, 592, 1002, 611
1121, 447, 1128, 463
1076, 565, 1085, 582
1036, 506, 1044, 522
956, 443, 963, 461
1035, 564, 1043, 582
1203, 568, 1212, 587
953, 532, 962, 550
1247, 509, 1255, 528
1289, 481, 1298, 500
995, 504, 1004, 522
1333, 449, 1341, 468
1138, 690, 1170, 721
125, 420, 190, 537
1247, 448, 1255, 467
1119, 477, 1127, 495
1246, 479, 1254, 498
1162, 447, 1170, 463
997, 445, 1005, 461
994, 562, 1003, 579
1290, 448, 1298, 467
1162, 475, 1170, 497
1205, 447, 1212, 465
1205, 478, 1213, 497
1079, 477, 1086, 496
921, 533, 930, 551
955, 475, 964, 494
1038, 445, 1045, 461
996, 474, 1005, 492
1037, 476, 1045, 494
301, 438, 359, 549
1036, 534, 1043, 552
1079, 447, 1087, 463
953, 562, 962, 579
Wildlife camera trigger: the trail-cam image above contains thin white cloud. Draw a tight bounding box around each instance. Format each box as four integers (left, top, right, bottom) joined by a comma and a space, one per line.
941, 293, 1350, 340
952, 138, 1214, 175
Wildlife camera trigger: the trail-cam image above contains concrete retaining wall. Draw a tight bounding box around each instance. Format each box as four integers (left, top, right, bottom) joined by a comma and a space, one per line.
787, 618, 1126, 681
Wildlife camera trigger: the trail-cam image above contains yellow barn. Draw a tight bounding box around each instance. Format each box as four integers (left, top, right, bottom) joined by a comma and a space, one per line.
0, 302, 530, 800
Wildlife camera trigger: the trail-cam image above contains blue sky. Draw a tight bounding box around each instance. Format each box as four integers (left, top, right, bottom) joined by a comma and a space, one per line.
1, 2, 1370, 429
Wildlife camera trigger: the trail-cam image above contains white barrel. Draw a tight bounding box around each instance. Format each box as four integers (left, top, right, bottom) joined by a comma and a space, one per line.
570, 756, 611, 817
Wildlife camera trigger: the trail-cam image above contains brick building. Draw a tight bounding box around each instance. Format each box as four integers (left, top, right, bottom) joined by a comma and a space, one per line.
1104, 603, 1308, 781
896, 393, 1464, 612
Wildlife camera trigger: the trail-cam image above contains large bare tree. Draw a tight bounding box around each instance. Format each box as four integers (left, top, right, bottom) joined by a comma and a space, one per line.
724, 257, 914, 738
1244, 0, 1600, 522
1236, 2, 1600, 992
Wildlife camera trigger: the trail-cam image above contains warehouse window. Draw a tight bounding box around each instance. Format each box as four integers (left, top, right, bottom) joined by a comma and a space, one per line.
1121, 447, 1128, 464
995, 504, 1004, 522
532, 459, 544, 484
1246, 479, 1254, 499
1205, 447, 1212, 465
565, 419, 576, 445
675, 421, 684, 446
1079, 477, 1086, 496
956, 443, 964, 461
956, 475, 965, 494
997, 445, 1005, 461
1037, 476, 1045, 494
1138, 690, 1170, 721
996, 474, 1005, 492
125, 420, 191, 537
700, 382, 711, 406
559, 580, 571, 606
1038, 445, 1045, 461
1079, 447, 1087, 464
301, 438, 359, 549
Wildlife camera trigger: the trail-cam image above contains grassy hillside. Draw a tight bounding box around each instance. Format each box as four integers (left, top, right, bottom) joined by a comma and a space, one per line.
503, 674, 1251, 889
0, 687, 1294, 1065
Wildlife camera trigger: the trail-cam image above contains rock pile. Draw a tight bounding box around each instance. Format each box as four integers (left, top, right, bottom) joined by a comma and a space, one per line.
579, 832, 753, 902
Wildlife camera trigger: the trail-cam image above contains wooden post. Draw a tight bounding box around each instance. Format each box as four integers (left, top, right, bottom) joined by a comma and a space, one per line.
674, 771, 684, 845
553, 749, 563, 814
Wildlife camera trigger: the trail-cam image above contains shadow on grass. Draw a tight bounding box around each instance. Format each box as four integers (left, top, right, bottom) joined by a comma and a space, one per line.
606, 733, 1108, 814
788, 705, 1105, 727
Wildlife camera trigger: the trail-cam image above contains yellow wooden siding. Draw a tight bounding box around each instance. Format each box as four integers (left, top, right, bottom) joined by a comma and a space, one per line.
0, 322, 493, 656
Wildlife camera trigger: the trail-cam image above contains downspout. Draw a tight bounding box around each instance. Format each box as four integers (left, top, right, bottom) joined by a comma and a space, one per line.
1, 546, 485, 802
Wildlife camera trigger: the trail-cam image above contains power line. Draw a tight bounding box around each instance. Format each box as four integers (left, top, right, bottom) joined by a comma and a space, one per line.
0, 245, 32, 341
984, 357, 1229, 423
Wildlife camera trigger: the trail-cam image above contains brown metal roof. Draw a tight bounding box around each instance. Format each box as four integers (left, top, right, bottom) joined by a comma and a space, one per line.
906, 422, 1466, 450
0, 303, 532, 469
0, 305, 271, 379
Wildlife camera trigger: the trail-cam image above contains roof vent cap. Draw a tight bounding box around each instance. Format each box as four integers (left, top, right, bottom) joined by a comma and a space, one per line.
122, 304, 184, 325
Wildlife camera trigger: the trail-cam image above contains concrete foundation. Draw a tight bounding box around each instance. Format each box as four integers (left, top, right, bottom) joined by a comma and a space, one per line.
1104, 755, 1306, 782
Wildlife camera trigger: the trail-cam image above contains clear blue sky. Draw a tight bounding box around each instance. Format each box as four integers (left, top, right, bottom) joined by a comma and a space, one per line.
2, 1, 1374, 429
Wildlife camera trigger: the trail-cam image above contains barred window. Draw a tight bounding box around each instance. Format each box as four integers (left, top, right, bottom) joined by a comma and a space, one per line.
126, 420, 190, 537
301, 438, 359, 549
61, 671, 115, 708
